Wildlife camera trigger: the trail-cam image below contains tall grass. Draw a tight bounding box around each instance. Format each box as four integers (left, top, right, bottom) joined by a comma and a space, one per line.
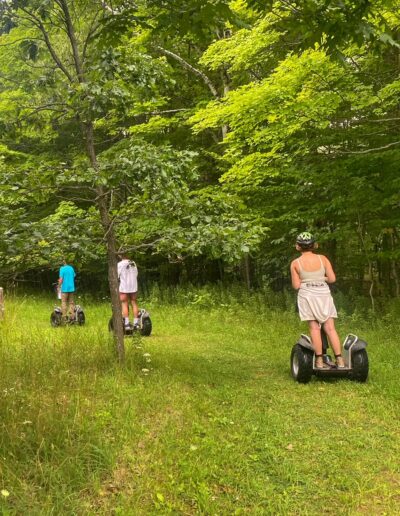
0, 290, 399, 514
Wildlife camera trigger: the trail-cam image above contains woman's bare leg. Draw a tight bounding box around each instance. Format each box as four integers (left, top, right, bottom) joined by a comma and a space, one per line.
322, 318, 340, 354
323, 318, 344, 366
309, 320, 322, 355
129, 293, 139, 320
119, 293, 129, 319
308, 320, 329, 368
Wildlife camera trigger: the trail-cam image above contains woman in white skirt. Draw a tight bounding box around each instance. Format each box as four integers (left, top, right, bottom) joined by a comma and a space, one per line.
118, 254, 139, 330
290, 232, 345, 369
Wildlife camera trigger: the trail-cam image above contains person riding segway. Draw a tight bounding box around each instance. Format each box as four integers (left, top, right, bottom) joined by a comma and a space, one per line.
289, 232, 368, 382
108, 254, 152, 337
59, 259, 76, 323
50, 259, 85, 326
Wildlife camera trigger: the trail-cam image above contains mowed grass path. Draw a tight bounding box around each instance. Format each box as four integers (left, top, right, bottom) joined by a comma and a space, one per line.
0, 295, 399, 514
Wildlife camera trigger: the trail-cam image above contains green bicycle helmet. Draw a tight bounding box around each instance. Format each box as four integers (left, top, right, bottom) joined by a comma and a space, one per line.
296, 232, 315, 248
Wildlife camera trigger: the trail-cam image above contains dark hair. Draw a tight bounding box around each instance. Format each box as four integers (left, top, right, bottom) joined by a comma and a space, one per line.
297, 241, 316, 251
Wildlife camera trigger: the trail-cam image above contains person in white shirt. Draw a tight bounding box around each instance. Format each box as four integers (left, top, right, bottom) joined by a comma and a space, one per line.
118, 255, 139, 330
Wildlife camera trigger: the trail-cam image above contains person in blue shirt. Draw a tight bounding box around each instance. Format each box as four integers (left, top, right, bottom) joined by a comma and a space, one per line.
58, 259, 76, 322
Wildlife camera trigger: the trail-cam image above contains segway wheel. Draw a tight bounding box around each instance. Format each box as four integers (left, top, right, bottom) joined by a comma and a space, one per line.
291, 344, 313, 383
50, 312, 62, 327
350, 349, 369, 382
77, 311, 85, 326
140, 317, 152, 337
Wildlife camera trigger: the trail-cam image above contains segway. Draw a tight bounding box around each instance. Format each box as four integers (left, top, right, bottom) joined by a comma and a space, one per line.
108, 308, 152, 337
50, 305, 85, 327
50, 284, 85, 327
290, 328, 368, 383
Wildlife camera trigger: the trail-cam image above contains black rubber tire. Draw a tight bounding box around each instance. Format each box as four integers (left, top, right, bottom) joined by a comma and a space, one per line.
77, 311, 85, 326
291, 344, 313, 383
50, 312, 62, 327
350, 349, 369, 382
140, 317, 152, 337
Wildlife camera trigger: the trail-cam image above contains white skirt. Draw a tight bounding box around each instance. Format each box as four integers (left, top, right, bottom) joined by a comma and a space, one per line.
297, 283, 337, 323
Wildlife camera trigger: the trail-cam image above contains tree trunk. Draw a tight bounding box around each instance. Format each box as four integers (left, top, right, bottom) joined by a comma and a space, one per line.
221, 69, 230, 140
85, 122, 125, 361
220, 28, 232, 140
243, 253, 251, 291
357, 216, 375, 312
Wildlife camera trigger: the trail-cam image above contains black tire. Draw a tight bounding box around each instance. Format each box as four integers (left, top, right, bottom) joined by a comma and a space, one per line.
291, 344, 313, 383
140, 317, 152, 337
50, 312, 62, 327
350, 349, 369, 382
77, 311, 85, 326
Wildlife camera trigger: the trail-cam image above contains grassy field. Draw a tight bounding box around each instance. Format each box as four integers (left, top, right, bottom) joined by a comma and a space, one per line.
0, 291, 400, 515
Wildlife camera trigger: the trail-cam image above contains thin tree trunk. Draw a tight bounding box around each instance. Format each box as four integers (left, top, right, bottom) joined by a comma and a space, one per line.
368, 262, 375, 312
218, 27, 232, 140
85, 122, 125, 361
243, 254, 251, 291
357, 215, 375, 312
220, 48, 231, 140
391, 231, 400, 297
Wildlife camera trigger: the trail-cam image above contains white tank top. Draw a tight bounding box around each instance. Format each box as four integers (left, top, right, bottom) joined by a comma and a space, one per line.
297, 255, 326, 282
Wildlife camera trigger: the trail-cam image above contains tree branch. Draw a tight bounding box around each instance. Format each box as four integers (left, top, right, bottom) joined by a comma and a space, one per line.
119, 237, 167, 252
279, 0, 302, 14
340, 141, 400, 154
156, 46, 219, 99
131, 108, 190, 119
58, 0, 85, 81
18, 103, 70, 121
359, 117, 400, 123
0, 36, 42, 47
82, 11, 102, 63
0, 71, 24, 86
19, 7, 75, 83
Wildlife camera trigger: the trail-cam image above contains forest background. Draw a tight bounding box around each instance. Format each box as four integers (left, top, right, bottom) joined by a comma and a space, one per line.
1, 2, 400, 512
0, 0, 399, 307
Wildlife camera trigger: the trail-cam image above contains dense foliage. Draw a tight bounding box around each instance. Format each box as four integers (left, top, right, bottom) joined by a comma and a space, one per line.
0, 0, 399, 300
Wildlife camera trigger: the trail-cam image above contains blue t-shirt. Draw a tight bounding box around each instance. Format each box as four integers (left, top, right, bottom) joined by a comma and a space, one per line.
59, 265, 76, 293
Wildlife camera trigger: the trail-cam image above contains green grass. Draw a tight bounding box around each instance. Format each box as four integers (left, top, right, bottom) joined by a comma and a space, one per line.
0, 293, 400, 515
